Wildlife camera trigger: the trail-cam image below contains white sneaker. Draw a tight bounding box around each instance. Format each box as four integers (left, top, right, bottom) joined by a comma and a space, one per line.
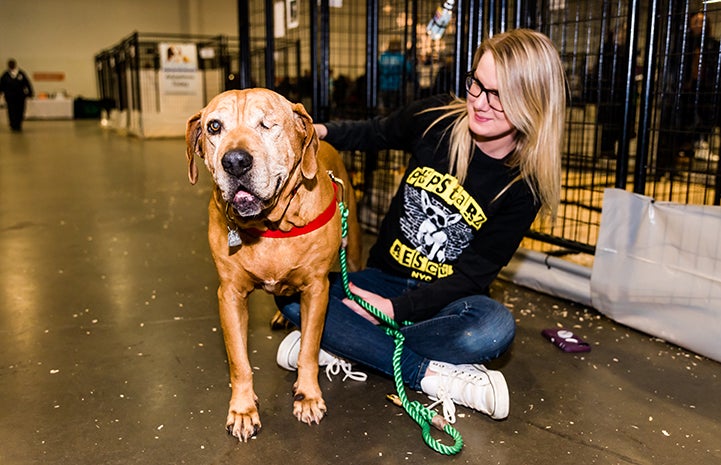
420, 360, 509, 423
276, 330, 367, 382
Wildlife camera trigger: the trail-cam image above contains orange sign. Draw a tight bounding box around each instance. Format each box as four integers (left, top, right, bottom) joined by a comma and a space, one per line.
33, 72, 65, 82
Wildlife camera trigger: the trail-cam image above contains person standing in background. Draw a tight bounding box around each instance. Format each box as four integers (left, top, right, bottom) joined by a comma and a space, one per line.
656, 12, 720, 179
596, 23, 636, 159
0, 59, 34, 132
378, 40, 412, 113
681, 12, 720, 159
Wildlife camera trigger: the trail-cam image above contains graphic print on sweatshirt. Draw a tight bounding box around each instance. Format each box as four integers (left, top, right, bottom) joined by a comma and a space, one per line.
394, 167, 485, 281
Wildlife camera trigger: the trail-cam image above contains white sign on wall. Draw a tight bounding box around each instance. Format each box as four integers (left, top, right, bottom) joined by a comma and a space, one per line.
157, 43, 203, 114
159, 43, 198, 71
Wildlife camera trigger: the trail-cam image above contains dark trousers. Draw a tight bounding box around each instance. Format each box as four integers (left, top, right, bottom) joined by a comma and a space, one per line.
5, 97, 27, 131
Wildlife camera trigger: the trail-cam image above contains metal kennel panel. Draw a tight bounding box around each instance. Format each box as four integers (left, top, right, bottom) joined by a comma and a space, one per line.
527, 0, 721, 259
337, 0, 721, 256
93, 1, 721, 255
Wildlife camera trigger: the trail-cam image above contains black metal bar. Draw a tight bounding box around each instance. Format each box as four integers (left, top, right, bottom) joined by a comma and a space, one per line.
264, 0, 275, 89
219, 36, 230, 91
366, 0, 379, 113
498, 0, 508, 32
633, 0, 659, 193
319, 0, 331, 121
407, 0, 419, 100
237, 0, 252, 89
310, 0, 319, 119
131, 33, 141, 112
295, 39, 302, 96
615, 0, 640, 189
453, 0, 465, 96
525, 231, 596, 256
402, 0, 411, 104
466, 0, 482, 75
513, 0, 524, 29
488, 0, 496, 36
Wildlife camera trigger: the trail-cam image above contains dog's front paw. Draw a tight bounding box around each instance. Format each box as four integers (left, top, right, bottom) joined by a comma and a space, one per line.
226, 407, 262, 442
292, 391, 327, 425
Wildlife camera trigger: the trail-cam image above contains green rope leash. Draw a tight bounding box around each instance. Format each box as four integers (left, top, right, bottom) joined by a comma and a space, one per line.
337, 200, 463, 455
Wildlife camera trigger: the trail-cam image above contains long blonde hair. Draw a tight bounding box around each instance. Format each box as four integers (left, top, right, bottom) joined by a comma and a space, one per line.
427, 29, 566, 220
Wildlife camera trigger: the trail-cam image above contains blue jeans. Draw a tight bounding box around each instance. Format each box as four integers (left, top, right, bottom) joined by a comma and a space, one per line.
276, 268, 515, 390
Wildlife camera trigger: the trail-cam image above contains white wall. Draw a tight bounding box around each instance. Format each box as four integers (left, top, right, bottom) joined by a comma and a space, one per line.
0, 0, 238, 99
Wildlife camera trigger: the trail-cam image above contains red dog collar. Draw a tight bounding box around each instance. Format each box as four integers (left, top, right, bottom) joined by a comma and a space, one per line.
245, 183, 339, 238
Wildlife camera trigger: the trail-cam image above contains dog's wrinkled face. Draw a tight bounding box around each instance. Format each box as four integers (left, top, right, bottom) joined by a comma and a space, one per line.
186, 89, 317, 218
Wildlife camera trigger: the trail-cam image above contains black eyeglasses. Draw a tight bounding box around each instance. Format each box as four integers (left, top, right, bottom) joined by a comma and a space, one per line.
465, 72, 504, 112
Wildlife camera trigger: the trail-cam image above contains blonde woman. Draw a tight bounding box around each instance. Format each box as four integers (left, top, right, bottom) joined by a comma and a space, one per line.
276, 29, 566, 423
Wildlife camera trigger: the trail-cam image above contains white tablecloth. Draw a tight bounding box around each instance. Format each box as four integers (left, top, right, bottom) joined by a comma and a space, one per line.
25, 99, 74, 119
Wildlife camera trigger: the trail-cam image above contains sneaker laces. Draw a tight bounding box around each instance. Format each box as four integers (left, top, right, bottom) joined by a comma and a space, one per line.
425, 366, 492, 424
325, 357, 367, 382
427, 387, 457, 424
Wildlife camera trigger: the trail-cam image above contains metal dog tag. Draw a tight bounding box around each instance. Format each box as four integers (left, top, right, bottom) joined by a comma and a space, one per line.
227, 227, 242, 247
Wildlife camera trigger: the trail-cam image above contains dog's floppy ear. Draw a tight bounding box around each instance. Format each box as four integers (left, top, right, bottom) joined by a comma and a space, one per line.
185, 111, 203, 185
292, 103, 319, 180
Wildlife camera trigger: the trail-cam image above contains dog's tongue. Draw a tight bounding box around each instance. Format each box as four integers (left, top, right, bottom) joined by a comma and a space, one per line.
233, 190, 255, 205
232, 190, 261, 217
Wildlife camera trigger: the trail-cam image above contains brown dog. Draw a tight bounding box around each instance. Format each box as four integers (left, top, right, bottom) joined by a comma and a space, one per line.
185, 89, 361, 441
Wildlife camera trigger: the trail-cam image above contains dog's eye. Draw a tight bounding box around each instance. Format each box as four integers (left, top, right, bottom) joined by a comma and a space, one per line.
207, 120, 222, 135
260, 119, 278, 130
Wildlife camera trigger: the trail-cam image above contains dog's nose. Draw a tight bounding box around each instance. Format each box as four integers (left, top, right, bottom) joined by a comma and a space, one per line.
222, 150, 253, 177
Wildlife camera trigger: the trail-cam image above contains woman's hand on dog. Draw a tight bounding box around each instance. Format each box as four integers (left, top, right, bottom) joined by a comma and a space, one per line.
314, 123, 328, 139
343, 283, 394, 325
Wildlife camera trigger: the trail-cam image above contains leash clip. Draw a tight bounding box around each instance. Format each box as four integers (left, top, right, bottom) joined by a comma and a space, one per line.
328, 170, 350, 250
327, 170, 345, 204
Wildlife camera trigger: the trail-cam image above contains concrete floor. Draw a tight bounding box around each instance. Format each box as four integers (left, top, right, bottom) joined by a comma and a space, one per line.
1, 120, 720, 465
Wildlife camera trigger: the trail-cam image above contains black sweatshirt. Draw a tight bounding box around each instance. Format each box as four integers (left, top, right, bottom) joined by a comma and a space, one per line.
0, 69, 33, 101
324, 95, 539, 323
